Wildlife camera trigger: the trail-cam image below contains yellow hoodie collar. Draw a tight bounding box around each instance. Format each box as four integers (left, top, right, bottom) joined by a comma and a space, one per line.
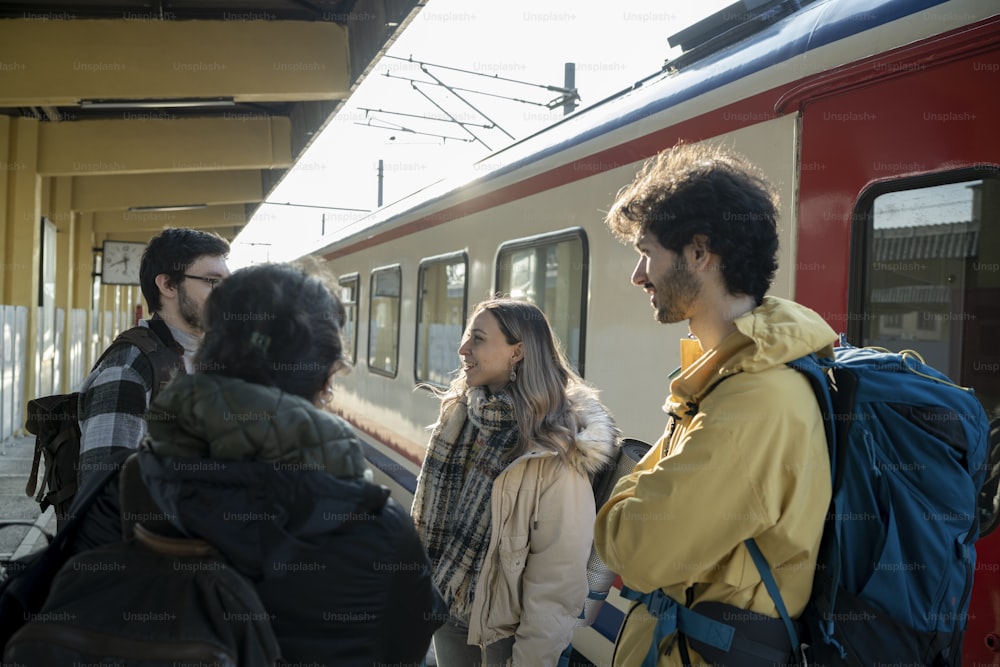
664, 296, 837, 409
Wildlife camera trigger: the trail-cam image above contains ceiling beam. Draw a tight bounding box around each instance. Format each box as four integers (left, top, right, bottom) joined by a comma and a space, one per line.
0, 19, 350, 106
93, 227, 242, 244
38, 116, 293, 175
72, 170, 264, 211
93, 204, 249, 234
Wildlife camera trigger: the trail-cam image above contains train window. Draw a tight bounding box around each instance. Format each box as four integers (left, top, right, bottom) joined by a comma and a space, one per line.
337, 274, 359, 365
495, 228, 589, 374
368, 265, 401, 377
856, 172, 1000, 535
415, 252, 467, 386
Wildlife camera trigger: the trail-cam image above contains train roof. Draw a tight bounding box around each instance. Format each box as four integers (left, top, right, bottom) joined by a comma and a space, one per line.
313, 0, 989, 258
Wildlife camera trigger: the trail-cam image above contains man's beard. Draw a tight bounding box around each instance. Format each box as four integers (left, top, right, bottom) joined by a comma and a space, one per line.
177, 284, 204, 333
653, 263, 699, 324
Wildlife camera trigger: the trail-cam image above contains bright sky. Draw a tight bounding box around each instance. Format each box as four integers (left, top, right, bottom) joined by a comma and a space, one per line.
229, 0, 732, 268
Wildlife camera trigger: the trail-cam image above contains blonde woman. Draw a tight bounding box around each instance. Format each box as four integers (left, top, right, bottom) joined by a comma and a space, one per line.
412, 297, 619, 667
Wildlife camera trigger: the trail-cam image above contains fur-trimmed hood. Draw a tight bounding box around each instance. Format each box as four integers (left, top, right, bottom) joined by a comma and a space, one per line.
566, 382, 620, 477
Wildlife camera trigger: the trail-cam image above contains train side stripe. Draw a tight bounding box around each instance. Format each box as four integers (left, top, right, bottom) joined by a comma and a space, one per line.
360, 439, 418, 495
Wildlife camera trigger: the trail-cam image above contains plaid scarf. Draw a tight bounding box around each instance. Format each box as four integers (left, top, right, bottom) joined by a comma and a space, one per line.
412, 387, 518, 619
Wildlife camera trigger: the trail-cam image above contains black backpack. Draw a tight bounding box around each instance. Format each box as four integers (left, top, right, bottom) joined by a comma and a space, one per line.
3, 525, 282, 666
0, 450, 128, 649
24, 320, 182, 523
2, 453, 283, 666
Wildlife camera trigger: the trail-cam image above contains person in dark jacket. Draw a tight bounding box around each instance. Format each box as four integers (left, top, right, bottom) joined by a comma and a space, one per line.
133, 262, 445, 666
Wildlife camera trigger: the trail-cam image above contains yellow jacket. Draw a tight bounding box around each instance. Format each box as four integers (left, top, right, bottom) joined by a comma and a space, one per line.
594, 297, 837, 666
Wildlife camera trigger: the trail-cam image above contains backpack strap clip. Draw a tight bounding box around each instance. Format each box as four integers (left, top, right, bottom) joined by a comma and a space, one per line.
620, 585, 735, 667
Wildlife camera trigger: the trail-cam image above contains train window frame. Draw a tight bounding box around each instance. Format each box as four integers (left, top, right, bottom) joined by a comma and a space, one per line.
851, 167, 1000, 536
849, 166, 999, 344
337, 273, 359, 366
414, 251, 468, 389
367, 264, 402, 379
494, 227, 589, 376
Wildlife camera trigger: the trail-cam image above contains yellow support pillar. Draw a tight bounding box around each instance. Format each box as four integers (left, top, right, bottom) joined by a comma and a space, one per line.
4, 117, 41, 405
75, 211, 97, 369
47, 177, 73, 309
0, 116, 10, 301
48, 176, 78, 392
73, 213, 95, 310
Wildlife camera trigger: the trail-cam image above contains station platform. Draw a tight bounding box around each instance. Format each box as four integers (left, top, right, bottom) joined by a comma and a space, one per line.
0, 434, 56, 572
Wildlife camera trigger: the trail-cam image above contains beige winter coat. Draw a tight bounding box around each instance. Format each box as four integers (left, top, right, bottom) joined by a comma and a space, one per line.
466, 385, 619, 667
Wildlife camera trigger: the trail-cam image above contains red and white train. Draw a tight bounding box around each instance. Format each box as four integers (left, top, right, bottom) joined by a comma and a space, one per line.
309, 0, 1000, 663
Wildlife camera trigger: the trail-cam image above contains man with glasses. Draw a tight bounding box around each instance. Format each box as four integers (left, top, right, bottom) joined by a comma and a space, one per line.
73, 228, 229, 544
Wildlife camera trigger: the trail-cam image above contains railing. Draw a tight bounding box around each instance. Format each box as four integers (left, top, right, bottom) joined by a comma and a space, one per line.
0, 305, 27, 442
0, 305, 97, 443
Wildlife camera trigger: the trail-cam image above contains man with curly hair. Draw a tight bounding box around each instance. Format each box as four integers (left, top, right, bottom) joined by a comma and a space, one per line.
594, 143, 836, 666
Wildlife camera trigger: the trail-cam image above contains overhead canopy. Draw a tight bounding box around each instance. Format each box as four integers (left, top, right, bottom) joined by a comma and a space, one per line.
0, 0, 423, 243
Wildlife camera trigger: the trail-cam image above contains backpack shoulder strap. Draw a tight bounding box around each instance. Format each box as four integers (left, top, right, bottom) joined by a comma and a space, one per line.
785, 353, 853, 492
783, 352, 853, 657
744, 539, 801, 652
104, 320, 184, 398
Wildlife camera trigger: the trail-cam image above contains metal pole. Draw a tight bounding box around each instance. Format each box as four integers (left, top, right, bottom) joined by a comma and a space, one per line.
377, 159, 384, 207
563, 63, 578, 115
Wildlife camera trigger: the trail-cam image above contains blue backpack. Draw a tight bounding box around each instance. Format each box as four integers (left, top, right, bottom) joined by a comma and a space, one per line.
756, 343, 990, 666
622, 342, 990, 667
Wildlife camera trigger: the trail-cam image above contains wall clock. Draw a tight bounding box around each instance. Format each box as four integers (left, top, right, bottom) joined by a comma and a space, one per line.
101, 241, 145, 285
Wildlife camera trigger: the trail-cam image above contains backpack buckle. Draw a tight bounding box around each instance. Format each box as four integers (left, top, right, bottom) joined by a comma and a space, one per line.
798, 642, 810, 667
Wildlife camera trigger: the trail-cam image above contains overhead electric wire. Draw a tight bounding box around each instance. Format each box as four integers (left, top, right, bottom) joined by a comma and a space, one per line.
385, 54, 577, 97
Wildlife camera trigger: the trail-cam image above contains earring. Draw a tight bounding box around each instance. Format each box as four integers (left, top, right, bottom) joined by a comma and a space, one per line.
509, 364, 517, 383
319, 385, 333, 406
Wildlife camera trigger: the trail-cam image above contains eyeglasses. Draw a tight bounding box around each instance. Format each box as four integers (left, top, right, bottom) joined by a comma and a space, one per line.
183, 274, 223, 289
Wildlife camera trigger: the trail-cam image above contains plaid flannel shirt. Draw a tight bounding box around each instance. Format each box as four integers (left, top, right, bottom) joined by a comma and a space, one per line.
76, 320, 190, 486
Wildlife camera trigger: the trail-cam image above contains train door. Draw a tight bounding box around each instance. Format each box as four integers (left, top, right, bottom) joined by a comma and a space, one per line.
792, 15, 1000, 665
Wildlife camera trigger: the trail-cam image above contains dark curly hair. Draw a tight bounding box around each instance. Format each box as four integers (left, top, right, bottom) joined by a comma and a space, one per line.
139, 228, 230, 312
195, 263, 346, 400
605, 142, 779, 304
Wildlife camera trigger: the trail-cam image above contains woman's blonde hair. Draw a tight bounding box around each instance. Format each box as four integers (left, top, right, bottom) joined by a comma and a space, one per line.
439, 297, 583, 462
